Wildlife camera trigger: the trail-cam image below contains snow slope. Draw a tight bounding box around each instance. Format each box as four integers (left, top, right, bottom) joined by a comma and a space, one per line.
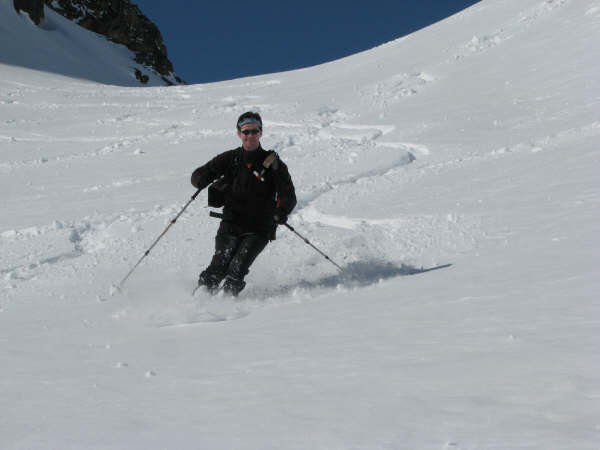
1, 0, 599, 448
0, 0, 174, 86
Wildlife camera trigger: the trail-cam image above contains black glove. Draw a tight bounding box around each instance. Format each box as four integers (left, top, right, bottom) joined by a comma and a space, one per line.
273, 211, 288, 224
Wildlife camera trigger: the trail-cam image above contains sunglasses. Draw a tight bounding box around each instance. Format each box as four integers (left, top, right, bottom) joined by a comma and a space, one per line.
241, 128, 261, 136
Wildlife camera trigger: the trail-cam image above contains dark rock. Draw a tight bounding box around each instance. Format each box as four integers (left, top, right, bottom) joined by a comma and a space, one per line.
135, 68, 149, 84
14, 0, 45, 25
43, 0, 183, 85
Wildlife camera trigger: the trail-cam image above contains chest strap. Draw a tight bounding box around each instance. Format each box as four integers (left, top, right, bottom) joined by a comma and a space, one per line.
252, 152, 277, 182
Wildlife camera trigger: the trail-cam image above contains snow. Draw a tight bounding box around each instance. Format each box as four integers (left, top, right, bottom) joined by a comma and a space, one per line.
1, 0, 599, 448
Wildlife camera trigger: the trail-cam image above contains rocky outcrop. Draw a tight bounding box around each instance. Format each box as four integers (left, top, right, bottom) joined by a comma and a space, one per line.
13, 0, 44, 25
13, 0, 182, 85
45, 0, 183, 84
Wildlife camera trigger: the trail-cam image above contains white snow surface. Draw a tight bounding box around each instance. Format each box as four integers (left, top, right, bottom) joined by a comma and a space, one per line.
1, 0, 599, 449
0, 0, 175, 86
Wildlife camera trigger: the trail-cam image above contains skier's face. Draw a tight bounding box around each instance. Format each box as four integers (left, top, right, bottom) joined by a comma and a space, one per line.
238, 123, 262, 151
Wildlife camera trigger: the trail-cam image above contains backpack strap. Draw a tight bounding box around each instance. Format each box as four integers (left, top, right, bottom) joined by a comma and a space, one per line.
230, 148, 242, 180
263, 151, 277, 168
252, 151, 278, 182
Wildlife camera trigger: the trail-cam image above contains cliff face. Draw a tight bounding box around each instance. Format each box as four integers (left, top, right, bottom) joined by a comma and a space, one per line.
12, 0, 182, 85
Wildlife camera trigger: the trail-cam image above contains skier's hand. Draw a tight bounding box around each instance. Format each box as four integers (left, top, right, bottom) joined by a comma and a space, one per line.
273, 211, 287, 224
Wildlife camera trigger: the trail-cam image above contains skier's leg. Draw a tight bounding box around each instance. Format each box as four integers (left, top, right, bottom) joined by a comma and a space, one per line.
198, 222, 241, 293
222, 233, 268, 296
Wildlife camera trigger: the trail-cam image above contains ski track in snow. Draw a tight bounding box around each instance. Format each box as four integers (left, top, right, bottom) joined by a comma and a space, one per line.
360, 71, 436, 109
0, 206, 190, 289
417, 121, 600, 174
452, 0, 572, 61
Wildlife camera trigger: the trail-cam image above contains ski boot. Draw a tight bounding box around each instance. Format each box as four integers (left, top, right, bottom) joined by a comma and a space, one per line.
222, 276, 246, 297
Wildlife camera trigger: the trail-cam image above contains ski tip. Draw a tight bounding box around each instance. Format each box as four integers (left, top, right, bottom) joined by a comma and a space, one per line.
191, 284, 203, 297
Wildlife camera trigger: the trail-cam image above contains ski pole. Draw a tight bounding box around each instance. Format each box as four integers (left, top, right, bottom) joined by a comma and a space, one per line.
118, 189, 201, 289
282, 222, 344, 273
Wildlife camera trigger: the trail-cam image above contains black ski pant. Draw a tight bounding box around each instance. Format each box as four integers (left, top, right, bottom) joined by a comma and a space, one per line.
199, 221, 268, 296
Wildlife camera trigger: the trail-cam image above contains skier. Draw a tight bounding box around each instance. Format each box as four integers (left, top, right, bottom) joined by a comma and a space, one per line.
191, 112, 297, 296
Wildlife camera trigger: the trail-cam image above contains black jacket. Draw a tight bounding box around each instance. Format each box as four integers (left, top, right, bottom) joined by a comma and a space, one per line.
191, 146, 296, 236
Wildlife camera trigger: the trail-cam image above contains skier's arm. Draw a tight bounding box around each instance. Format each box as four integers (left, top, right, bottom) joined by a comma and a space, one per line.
191, 151, 234, 190
272, 159, 297, 215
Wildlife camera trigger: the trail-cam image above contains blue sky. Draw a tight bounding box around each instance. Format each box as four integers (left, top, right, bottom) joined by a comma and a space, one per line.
135, 0, 481, 84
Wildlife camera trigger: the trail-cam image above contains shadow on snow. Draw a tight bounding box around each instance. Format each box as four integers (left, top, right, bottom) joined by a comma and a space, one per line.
244, 261, 452, 299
